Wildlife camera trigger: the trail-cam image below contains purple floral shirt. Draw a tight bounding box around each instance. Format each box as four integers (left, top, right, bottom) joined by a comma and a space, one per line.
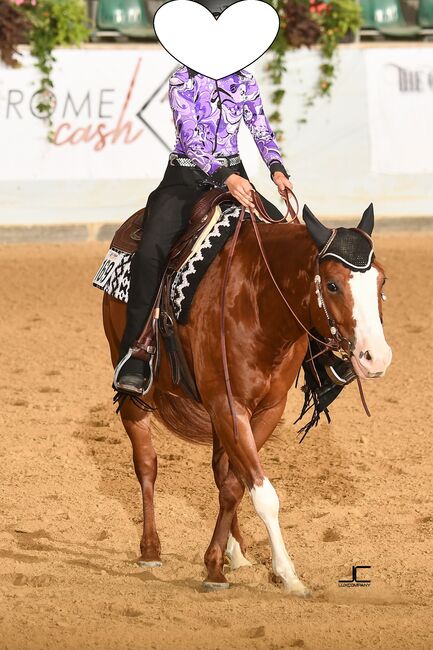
168, 66, 285, 179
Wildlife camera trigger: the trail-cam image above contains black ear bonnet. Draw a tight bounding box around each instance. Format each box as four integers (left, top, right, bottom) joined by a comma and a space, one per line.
303, 203, 375, 272
319, 228, 374, 272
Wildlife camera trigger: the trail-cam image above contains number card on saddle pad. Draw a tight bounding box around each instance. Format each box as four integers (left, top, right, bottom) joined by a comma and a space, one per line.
93, 247, 133, 303
93, 203, 242, 323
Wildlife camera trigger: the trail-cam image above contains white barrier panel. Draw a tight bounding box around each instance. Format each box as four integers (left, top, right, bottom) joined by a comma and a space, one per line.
0, 44, 432, 225
365, 48, 433, 174
1, 48, 178, 180
0, 47, 258, 182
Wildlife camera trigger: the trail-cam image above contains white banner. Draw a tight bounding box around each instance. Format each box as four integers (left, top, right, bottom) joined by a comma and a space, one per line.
0, 48, 177, 180
0, 47, 259, 182
365, 48, 433, 174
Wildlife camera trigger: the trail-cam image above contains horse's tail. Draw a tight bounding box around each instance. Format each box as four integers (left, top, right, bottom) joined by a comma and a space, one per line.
153, 389, 213, 445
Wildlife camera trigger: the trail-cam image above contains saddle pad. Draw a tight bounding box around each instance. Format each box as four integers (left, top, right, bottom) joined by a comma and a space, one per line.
93, 203, 242, 323
171, 204, 241, 323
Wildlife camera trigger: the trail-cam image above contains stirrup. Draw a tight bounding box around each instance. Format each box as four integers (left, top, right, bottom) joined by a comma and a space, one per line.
113, 349, 155, 396
325, 360, 356, 386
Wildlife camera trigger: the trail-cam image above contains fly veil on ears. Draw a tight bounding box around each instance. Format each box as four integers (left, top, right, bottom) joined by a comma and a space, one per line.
303, 203, 375, 272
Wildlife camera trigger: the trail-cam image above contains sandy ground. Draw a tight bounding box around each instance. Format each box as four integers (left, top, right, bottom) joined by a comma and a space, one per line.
0, 233, 432, 650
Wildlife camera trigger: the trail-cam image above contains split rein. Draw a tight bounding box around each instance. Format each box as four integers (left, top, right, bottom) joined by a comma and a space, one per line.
220, 189, 370, 440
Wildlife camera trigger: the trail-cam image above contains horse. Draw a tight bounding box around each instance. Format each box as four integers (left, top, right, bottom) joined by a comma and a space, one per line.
102, 200, 392, 597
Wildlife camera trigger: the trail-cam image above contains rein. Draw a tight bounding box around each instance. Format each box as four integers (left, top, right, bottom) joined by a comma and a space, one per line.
220, 189, 370, 439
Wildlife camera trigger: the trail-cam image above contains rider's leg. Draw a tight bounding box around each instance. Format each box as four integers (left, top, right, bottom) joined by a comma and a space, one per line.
115, 183, 205, 394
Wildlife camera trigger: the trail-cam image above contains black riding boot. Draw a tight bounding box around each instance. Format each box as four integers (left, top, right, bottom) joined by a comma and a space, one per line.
113, 165, 210, 396
296, 338, 356, 437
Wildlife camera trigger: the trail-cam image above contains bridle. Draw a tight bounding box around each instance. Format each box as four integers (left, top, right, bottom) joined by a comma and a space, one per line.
313, 254, 354, 357
220, 189, 370, 440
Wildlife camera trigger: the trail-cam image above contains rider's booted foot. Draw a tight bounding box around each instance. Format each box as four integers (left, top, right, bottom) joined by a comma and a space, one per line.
114, 354, 151, 396
316, 358, 356, 412
325, 357, 356, 386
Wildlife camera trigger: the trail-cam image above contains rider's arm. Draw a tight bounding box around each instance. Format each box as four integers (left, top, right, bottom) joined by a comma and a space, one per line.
242, 73, 290, 180
168, 72, 234, 187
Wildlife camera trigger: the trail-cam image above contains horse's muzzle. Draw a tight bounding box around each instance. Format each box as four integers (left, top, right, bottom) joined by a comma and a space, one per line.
351, 345, 392, 379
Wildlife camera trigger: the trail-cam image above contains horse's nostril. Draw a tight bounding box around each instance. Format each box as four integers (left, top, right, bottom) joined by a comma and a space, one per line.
359, 350, 372, 361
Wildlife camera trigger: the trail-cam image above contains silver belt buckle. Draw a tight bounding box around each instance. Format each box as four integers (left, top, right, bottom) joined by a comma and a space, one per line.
216, 157, 229, 167
169, 153, 177, 166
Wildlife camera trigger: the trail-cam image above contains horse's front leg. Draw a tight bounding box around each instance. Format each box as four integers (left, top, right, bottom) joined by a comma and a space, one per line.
120, 399, 161, 566
206, 400, 309, 597
250, 477, 309, 596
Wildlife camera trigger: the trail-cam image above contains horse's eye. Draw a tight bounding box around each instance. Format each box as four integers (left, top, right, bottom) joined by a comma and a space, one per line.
327, 282, 338, 293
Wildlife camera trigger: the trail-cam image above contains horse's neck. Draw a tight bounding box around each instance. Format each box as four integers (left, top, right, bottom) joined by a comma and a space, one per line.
244, 223, 316, 342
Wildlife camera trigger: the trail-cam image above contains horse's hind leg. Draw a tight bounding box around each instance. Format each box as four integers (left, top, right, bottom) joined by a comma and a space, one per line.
204, 461, 245, 589
211, 431, 251, 570
120, 399, 161, 566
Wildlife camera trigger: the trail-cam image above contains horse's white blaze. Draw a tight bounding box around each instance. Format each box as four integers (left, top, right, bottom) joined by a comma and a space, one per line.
226, 533, 252, 569
250, 478, 308, 595
349, 267, 392, 378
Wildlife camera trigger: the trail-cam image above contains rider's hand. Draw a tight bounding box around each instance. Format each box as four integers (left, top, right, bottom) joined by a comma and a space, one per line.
272, 171, 293, 199
226, 174, 255, 210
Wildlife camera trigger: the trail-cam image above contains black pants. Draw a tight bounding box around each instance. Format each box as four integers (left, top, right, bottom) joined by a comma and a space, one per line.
119, 160, 283, 359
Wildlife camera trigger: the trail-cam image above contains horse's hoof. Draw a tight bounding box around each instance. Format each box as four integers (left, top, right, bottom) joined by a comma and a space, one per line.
226, 554, 252, 570
225, 534, 252, 570
202, 580, 230, 592
137, 560, 162, 568
284, 582, 311, 598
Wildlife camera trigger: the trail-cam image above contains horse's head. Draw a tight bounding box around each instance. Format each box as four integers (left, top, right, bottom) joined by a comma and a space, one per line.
303, 204, 392, 379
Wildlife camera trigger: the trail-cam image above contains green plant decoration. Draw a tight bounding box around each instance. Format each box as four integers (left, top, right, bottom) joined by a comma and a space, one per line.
5, 0, 89, 136
267, 0, 362, 132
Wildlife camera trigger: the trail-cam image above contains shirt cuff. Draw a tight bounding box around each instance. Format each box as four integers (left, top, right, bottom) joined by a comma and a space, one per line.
208, 165, 237, 187
269, 160, 290, 179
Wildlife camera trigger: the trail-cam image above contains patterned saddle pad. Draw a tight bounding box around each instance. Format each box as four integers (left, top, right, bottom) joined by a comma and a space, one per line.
93, 203, 242, 324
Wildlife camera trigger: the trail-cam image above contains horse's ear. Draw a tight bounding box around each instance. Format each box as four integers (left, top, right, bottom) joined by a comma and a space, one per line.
303, 204, 332, 250
358, 203, 374, 235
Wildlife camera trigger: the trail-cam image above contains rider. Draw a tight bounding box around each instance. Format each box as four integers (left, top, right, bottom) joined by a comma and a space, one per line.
114, 2, 293, 395
114, 0, 354, 403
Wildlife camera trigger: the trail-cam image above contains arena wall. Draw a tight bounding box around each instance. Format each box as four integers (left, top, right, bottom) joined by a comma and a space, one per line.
0, 42, 432, 236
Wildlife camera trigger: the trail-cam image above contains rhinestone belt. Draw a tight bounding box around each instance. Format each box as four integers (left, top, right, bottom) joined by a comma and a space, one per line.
169, 153, 241, 168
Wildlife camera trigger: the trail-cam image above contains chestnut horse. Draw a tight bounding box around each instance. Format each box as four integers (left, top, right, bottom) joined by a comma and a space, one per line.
102, 203, 392, 597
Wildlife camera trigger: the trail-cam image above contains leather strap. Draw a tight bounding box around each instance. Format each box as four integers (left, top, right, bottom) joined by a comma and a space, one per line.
248, 209, 340, 351
220, 206, 247, 441
251, 188, 300, 224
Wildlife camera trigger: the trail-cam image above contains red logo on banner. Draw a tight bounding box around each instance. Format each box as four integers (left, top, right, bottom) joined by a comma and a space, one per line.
52, 59, 144, 151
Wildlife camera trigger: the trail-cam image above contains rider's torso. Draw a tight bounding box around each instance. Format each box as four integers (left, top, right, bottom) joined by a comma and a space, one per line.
168, 66, 281, 174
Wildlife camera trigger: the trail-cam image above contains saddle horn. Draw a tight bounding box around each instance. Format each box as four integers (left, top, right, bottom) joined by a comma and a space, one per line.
302, 205, 332, 251
357, 203, 374, 235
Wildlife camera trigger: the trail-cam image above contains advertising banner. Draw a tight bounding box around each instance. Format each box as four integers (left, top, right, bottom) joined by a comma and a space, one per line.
365, 48, 433, 174
0, 47, 259, 182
